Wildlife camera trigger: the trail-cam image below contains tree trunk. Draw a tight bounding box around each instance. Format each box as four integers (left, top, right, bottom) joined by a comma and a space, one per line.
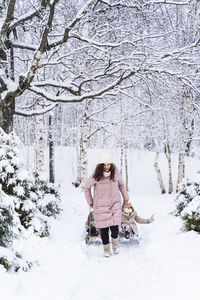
176, 87, 192, 191
35, 100, 45, 172
151, 110, 166, 194
154, 150, 166, 194
176, 152, 185, 192
79, 102, 90, 186
75, 105, 81, 186
120, 95, 124, 174
80, 115, 89, 186
120, 135, 124, 175
49, 113, 55, 183
124, 140, 128, 191
185, 119, 194, 156
166, 144, 173, 194
0, 95, 15, 133
164, 116, 173, 193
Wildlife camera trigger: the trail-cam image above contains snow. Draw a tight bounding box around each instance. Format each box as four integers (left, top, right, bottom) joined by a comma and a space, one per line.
181, 196, 200, 216
1, 148, 200, 300
13, 185, 25, 197
0, 247, 15, 262
17, 170, 30, 181
1, 80, 18, 100
0, 159, 9, 170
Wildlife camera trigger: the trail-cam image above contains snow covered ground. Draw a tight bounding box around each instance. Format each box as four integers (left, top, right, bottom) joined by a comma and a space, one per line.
1, 148, 200, 300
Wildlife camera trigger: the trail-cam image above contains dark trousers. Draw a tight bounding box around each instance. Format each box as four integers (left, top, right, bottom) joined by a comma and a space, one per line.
100, 225, 119, 245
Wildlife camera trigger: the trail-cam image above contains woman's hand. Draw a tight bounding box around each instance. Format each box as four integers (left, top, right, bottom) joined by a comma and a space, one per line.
123, 203, 132, 209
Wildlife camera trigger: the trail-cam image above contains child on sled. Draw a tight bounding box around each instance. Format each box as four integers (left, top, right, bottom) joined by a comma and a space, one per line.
85, 209, 100, 244
120, 203, 154, 239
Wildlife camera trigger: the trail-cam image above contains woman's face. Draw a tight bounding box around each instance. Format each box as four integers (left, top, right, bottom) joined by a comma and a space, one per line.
104, 163, 111, 172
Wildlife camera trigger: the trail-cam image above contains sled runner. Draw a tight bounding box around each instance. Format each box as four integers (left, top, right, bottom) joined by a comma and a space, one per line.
119, 224, 139, 245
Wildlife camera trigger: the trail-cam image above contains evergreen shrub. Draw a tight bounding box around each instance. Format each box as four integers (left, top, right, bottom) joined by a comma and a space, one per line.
175, 173, 200, 233
0, 129, 61, 271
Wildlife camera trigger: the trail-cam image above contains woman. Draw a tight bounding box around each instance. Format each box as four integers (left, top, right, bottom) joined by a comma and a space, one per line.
84, 152, 129, 257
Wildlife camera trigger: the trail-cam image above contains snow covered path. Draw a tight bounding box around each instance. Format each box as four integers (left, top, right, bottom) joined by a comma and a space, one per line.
2, 179, 200, 300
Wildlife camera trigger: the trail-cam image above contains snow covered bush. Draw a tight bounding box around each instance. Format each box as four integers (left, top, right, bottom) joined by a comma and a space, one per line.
174, 173, 200, 232
0, 199, 14, 248
0, 190, 33, 271
0, 129, 61, 271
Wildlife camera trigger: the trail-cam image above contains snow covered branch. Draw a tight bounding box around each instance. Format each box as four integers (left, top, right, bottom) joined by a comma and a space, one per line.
70, 30, 176, 50
9, 9, 43, 31
12, 42, 37, 51
33, 80, 80, 96
145, 0, 191, 5
88, 100, 117, 118
47, 0, 96, 49
28, 70, 135, 103
14, 103, 58, 117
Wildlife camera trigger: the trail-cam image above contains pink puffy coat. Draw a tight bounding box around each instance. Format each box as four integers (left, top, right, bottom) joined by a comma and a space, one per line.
84, 168, 129, 228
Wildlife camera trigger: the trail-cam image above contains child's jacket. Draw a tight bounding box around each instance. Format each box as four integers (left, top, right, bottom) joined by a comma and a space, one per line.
121, 210, 150, 235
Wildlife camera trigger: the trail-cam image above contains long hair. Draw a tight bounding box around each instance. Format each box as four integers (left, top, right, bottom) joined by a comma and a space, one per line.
93, 163, 116, 181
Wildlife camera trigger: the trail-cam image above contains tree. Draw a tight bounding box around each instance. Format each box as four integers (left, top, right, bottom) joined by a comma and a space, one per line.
1, 0, 200, 192
0, 0, 135, 133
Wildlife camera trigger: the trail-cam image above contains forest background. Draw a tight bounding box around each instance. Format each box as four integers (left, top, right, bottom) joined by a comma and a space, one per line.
1, 0, 200, 194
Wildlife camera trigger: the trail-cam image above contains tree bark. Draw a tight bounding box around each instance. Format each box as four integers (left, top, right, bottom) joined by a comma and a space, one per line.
35, 100, 45, 172
124, 140, 128, 191
154, 150, 166, 194
164, 116, 173, 193
0, 94, 15, 133
176, 152, 185, 192
166, 143, 173, 194
176, 87, 192, 191
79, 102, 90, 186
49, 113, 55, 183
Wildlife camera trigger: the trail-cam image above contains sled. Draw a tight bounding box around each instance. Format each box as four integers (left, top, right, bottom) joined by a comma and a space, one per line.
85, 211, 140, 245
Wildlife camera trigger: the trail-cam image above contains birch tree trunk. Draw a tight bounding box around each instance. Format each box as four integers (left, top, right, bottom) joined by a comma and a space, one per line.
49, 113, 55, 183
79, 101, 90, 186
154, 148, 166, 194
164, 116, 173, 193
124, 140, 129, 191
176, 88, 192, 191
176, 150, 185, 192
75, 104, 81, 186
120, 95, 124, 174
151, 112, 166, 194
120, 131, 124, 175
35, 99, 45, 172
